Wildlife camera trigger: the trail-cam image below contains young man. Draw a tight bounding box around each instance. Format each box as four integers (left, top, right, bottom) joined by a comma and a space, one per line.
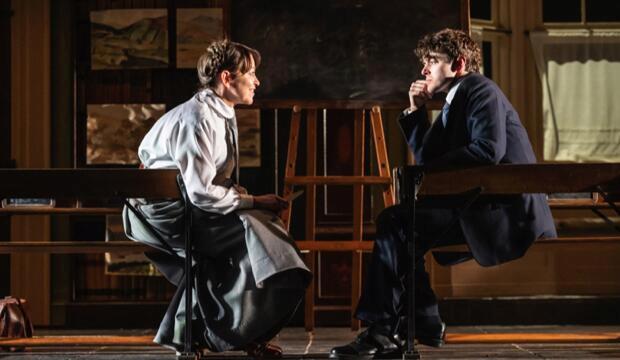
330, 28, 556, 359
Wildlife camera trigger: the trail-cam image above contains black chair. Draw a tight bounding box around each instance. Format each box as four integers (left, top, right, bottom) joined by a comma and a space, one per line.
124, 174, 196, 360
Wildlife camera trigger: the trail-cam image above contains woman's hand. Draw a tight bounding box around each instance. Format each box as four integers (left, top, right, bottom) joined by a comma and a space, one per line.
253, 194, 289, 213
233, 184, 249, 194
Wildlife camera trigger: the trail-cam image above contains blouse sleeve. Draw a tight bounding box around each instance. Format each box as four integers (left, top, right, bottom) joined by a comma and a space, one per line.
170, 115, 253, 215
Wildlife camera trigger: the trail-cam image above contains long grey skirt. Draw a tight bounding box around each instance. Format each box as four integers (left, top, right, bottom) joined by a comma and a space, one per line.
122, 199, 312, 352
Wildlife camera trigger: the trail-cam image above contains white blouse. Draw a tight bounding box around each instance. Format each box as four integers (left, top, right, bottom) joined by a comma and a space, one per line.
138, 89, 254, 214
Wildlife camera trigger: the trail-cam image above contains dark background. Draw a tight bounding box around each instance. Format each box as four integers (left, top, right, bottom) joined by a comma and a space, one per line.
232, 0, 462, 101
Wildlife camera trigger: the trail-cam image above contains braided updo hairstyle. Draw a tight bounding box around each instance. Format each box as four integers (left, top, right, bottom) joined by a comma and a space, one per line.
197, 40, 261, 89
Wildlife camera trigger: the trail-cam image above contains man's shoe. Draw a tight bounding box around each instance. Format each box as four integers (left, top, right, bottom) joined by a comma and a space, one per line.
415, 321, 446, 347
394, 318, 446, 348
329, 326, 401, 359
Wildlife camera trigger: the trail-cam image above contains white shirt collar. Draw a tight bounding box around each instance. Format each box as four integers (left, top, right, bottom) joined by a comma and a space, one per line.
197, 88, 235, 120
445, 80, 462, 105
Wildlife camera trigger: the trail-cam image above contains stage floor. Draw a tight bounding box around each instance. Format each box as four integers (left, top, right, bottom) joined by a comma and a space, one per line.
1, 325, 620, 359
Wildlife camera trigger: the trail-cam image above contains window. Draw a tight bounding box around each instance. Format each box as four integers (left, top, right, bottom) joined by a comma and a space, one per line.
481, 41, 493, 79
534, 0, 620, 162
543, 0, 581, 23
469, 0, 509, 85
543, 0, 620, 24
471, 0, 492, 21
531, 30, 620, 162
586, 1, 620, 22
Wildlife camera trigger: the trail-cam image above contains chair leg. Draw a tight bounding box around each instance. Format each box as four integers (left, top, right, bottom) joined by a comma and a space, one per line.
304, 251, 316, 331
176, 175, 194, 355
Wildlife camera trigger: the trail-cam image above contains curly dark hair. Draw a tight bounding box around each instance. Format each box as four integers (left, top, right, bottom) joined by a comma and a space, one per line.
415, 28, 481, 73
197, 40, 261, 89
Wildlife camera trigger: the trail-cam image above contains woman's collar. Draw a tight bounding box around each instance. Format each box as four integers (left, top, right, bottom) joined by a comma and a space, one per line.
197, 88, 235, 119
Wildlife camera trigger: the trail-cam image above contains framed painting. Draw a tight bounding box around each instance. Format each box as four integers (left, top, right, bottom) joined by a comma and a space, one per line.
236, 108, 261, 167
86, 104, 165, 165
177, 8, 225, 68
90, 9, 168, 69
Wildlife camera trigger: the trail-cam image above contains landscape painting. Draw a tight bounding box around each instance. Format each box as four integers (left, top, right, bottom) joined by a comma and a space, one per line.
236, 109, 261, 167
90, 9, 168, 69
87, 104, 165, 165
176, 8, 224, 68
105, 215, 159, 276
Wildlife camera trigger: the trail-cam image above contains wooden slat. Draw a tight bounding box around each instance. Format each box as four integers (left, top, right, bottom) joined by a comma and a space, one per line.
0, 199, 611, 215
250, 98, 410, 110
0, 335, 155, 347
548, 201, 619, 209
247, 98, 445, 110
370, 106, 395, 207
432, 236, 620, 253
285, 175, 390, 185
351, 109, 365, 331
446, 332, 620, 344
315, 224, 376, 235
536, 236, 620, 244
0, 207, 121, 214
406, 163, 620, 195
313, 305, 351, 311
280, 105, 302, 229
0, 169, 179, 198
1, 330, 619, 348
305, 109, 317, 242
0, 241, 151, 254
4, 236, 619, 255
304, 108, 318, 332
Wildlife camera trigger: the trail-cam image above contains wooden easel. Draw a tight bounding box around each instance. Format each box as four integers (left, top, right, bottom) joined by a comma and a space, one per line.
281, 105, 394, 330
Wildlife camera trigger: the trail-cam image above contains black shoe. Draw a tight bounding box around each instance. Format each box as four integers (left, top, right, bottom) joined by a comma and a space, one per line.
329, 326, 401, 359
394, 318, 446, 348
416, 321, 446, 347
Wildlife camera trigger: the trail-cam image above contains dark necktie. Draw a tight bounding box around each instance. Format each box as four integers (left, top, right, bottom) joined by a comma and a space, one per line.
225, 119, 239, 183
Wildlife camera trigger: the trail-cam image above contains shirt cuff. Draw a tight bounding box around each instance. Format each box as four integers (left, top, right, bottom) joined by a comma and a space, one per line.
403, 108, 414, 116
237, 194, 254, 209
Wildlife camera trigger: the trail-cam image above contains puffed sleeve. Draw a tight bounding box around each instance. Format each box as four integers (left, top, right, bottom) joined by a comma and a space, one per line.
170, 115, 253, 215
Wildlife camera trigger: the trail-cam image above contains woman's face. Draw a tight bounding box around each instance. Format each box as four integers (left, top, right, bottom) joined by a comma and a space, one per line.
223, 56, 260, 106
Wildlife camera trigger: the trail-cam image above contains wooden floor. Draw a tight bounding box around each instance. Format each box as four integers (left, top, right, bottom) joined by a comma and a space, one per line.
1, 326, 620, 359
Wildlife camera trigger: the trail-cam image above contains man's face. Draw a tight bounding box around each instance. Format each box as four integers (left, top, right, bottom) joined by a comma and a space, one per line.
420, 52, 457, 96
225, 57, 260, 105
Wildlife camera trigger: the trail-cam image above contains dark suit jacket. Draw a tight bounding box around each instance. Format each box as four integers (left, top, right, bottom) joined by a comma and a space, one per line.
399, 73, 557, 266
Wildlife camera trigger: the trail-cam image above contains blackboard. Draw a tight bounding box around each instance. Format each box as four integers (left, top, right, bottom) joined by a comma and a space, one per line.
231, 0, 466, 102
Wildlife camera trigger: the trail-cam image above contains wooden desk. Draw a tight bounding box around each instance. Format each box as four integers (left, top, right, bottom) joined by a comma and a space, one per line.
396, 163, 620, 356
0, 168, 198, 359
400, 163, 620, 196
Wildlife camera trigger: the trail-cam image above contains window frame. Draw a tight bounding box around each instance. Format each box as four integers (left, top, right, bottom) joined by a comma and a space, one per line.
543, 0, 620, 28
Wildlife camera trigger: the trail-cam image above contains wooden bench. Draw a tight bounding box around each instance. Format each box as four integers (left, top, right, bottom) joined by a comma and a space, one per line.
395, 162, 620, 356
404, 163, 620, 247
0, 168, 205, 359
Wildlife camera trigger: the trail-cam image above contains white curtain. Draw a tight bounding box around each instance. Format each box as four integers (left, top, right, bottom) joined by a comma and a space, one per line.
530, 30, 620, 162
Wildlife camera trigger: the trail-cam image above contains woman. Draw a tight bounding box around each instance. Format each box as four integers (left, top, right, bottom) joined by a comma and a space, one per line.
123, 40, 311, 357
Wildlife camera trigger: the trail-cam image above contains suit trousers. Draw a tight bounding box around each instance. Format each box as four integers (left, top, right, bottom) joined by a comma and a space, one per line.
355, 202, 467, 332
